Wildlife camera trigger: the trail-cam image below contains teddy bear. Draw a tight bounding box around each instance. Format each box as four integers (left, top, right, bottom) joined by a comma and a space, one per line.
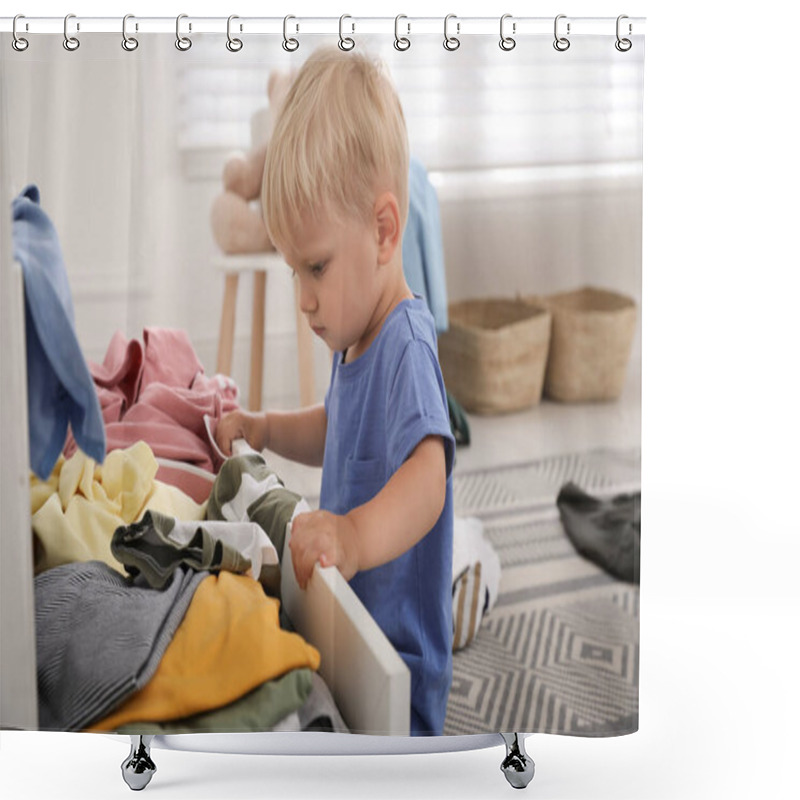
210, 70, 295, 255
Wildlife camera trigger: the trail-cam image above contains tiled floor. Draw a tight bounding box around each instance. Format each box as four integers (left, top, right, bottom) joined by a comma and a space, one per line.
266, 366, 641, 501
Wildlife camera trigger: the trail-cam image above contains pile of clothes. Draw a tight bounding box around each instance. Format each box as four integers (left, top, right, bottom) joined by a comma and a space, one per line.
32, 446, 346, 734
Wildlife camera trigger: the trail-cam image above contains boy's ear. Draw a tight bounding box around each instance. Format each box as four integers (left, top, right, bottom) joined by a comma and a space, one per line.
374, 191, 402, 266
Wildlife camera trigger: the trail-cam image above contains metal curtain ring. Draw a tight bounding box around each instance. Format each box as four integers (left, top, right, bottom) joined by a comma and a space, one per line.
282, 15, 299, 52
615, 14, 632, 52
11, 14, 29, 53
63, 14, 80, 51
394, 15, 410, 51
122, 14, 139, 51
176, 14, 192, 51
499, 13, 515, 51
12, 14, 29, 51
553, 14, 570, 52
338, 15, 355, 51
443, 14, 460, 51
226, 15, 243, 52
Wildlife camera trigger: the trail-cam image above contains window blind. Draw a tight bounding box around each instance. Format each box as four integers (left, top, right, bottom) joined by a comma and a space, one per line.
177, 35, 644, 173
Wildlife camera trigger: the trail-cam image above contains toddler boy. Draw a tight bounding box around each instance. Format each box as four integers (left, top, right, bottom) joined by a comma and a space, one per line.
215, 46, 455, 736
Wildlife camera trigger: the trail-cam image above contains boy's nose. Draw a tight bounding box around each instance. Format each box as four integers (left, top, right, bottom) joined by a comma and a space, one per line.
298, 282, 317, 314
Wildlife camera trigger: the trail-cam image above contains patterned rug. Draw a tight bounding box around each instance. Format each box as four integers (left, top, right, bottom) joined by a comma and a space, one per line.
444, 448, 640, 737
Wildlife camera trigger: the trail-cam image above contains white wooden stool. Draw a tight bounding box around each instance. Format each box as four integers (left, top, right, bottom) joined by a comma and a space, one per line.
214, 253, 315, 411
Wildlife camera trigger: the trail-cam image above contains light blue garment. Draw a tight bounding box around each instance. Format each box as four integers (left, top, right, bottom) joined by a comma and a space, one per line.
11, 185, 105, 479
320, 296, 455, 735
402, 159, 449, 333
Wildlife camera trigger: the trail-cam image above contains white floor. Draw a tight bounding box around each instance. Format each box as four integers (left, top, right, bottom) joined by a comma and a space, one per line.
262, 365, 641, 500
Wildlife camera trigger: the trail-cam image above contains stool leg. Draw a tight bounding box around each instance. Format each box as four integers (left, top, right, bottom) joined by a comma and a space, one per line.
249, 270, 267, 411
216, 273, 239, 377
294, 278, 315, 407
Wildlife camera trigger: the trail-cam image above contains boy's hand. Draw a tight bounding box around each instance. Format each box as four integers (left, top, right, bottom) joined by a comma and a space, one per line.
215, 410, 266, 457
289, 510, 360, 590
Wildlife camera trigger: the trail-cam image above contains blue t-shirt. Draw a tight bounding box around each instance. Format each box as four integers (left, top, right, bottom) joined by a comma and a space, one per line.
320, 295, 455, 736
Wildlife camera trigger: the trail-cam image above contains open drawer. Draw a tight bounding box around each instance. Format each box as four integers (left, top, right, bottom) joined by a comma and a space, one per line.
157, 452, 411, 737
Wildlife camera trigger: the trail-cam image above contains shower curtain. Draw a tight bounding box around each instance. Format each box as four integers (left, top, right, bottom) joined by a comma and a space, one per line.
1, 14, 644, 746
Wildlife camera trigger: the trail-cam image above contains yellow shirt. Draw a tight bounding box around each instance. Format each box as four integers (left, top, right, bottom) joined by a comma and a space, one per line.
30, 441, 205, 574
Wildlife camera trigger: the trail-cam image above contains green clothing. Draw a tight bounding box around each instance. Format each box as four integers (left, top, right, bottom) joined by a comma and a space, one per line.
206, 454, 302, 597
111, 510, 252, 589
116, 668, 314, 734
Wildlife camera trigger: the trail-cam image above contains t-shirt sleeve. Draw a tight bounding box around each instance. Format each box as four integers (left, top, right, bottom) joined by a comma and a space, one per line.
386, 339, 455, 479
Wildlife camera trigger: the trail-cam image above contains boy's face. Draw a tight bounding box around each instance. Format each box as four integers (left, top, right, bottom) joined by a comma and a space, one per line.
280, 208, 386, 357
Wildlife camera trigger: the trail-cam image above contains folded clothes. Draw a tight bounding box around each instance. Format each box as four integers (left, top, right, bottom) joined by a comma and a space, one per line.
111, 510, 266, 589
556, 482, 641, 584
88, 571, 320, 731
114, 668, 314, 735
35, 560, 206, 731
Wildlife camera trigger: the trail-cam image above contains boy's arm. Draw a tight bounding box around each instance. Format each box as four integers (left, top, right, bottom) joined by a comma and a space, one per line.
289, 435, 446, 588
265, 404, 328, 466
215, 403, 327, 467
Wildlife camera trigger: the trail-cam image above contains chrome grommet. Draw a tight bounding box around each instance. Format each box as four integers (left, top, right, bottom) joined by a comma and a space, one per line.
338, 14, 355, 51
499, 14, 515, 51
122, 14, 139, 51
12, 14, 29, 52
443, 14, 460, 51
63, 14, 80, 51
176, 14, 192, 51
394, 14, 410, 51
615, 14, 632, 52
553, 14, 570, 52
282, 15, 299, 52
226, 15, 243, 52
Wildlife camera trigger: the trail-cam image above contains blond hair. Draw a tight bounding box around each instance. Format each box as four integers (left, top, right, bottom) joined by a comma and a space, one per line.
262, 46, 409, 251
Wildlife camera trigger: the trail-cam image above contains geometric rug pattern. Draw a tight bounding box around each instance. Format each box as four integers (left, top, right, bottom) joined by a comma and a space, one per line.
452, 447, 641, 519
445, 449, 640, 736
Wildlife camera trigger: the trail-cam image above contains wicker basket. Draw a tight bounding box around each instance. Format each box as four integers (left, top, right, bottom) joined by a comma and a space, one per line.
438, 299, 551, 414
527, 287, 636, 402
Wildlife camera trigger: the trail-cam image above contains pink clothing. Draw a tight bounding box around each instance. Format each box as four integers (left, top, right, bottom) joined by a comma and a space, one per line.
139, 328, 205, 394
64, 328, 239, 475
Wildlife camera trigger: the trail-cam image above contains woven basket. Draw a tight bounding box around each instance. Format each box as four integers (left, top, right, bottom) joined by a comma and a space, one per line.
527, 287, 636, 402
438, 299, 551, 414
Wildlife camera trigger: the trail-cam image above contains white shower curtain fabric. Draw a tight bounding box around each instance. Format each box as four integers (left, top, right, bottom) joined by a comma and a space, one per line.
1, 25, 644, 738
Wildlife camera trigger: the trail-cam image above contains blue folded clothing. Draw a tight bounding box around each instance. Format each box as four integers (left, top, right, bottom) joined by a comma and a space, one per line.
403, 158, 449, 333
11, 185, 105, 479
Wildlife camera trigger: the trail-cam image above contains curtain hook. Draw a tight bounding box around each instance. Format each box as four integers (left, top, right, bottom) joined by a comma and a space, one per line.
394, 14, 410, 51
615, 14, 632, 52
121, 14, 139, 51
282, 15, 299, 52
553, 14, 570, 52
12, 14, 29, 52
63, 14, 80, 51
499, 14, 516, 51
226, 15, 243, 52
443, 14, 460, 51
176, 14, 192, 51
338, 14, 355, 51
